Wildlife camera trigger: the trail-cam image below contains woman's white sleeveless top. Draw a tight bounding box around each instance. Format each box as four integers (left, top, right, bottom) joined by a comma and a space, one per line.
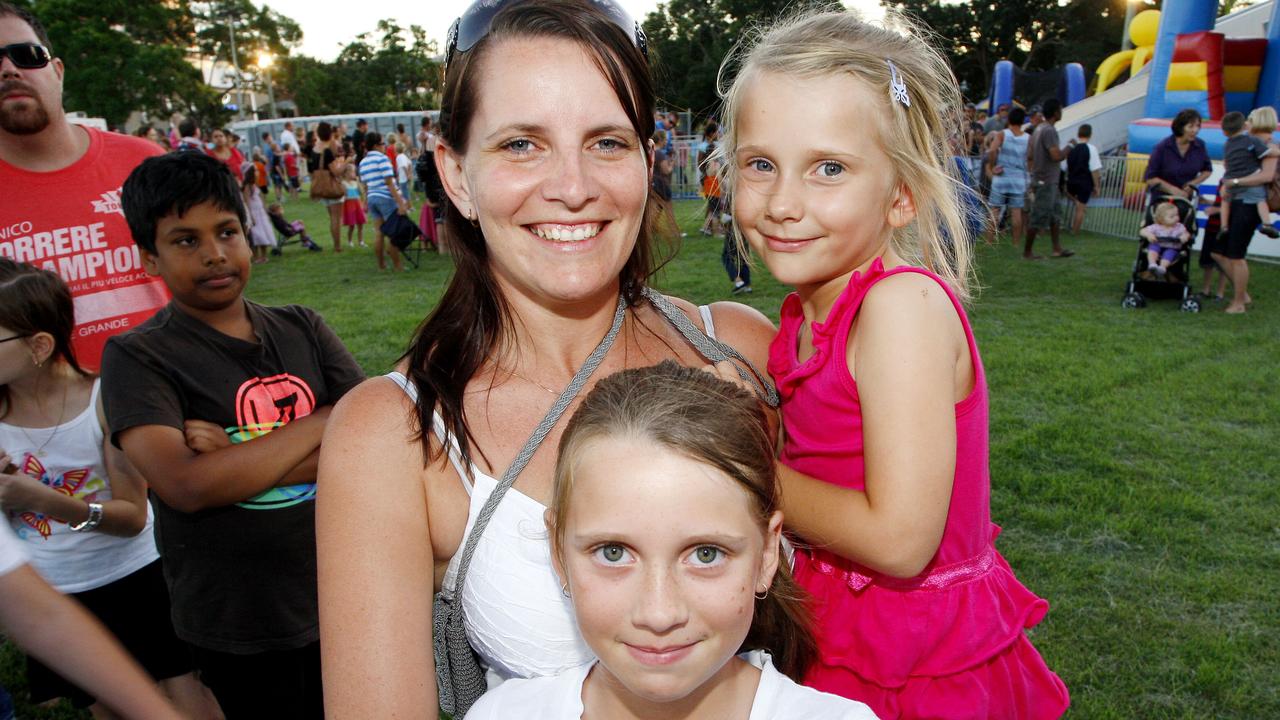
386, 306, 718, 687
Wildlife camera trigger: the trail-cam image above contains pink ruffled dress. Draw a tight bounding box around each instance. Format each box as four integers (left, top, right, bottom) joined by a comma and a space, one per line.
769, 259, 1069, 719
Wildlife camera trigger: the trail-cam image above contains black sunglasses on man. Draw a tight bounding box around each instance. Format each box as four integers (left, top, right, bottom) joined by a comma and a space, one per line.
0, 43, 51, 69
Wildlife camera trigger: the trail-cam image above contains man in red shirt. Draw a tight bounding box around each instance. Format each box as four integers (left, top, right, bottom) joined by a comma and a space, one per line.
0, 3, 167, 370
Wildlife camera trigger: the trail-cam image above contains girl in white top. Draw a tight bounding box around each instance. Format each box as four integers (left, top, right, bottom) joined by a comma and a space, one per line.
394, 141, 414, 202
0, 259, 216, 717
466, 363, 876, 720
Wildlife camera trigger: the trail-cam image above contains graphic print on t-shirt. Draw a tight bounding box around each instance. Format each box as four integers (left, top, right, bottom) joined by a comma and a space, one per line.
226, 373, 318, 510
0, 128, 168, 370
13, 454, 103, 540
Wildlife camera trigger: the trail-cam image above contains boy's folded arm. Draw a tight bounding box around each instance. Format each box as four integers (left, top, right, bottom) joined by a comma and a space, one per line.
119, 409, 328, 512
277, 448, 320, 487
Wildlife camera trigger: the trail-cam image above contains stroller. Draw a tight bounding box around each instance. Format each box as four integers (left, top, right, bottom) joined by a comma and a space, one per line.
268, 205, 322, 252
1122, 195, 1201, 312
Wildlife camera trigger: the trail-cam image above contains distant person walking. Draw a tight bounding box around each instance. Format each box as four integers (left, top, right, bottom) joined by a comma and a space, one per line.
357, 132, 410, 271
313, 121, 347, 252
984, 103, 1009, 134
394, 142, 413, 203
1025, 98, 1074, 259
205, 127, 244, 182
279, 121, 301, 154
350, 119, 368, 165
650, 129, 682, 239
985, 107, 1029, 247
174, 117, 202, 153
1065, 124, 1102, 234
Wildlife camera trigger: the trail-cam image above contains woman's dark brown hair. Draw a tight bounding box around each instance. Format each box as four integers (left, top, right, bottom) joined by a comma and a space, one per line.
0, 258, 88, 419
550, 361, 817, 680
1172, 108, 1202, 138
404, 0, 659, 469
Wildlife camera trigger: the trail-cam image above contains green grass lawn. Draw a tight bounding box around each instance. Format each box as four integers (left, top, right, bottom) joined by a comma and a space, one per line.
3, 197, 1277, 718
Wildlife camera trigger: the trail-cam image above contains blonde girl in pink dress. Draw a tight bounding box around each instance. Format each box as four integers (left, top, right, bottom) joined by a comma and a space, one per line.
719, 9, 1069, 719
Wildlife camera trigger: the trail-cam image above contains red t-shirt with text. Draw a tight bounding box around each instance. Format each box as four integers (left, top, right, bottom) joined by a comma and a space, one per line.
0, 126, 168, 370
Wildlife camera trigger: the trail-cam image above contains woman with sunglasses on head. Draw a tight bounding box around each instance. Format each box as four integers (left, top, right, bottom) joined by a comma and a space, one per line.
315, 1, 776, 717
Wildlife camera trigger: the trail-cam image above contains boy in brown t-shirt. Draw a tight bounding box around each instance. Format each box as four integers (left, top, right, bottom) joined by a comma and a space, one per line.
103, 152, 364, 718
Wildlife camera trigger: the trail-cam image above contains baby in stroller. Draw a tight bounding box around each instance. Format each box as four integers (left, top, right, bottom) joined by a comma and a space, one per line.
267, 203, 322, 252
1140, 202, 1191, 279
1124, 195, 1201, 311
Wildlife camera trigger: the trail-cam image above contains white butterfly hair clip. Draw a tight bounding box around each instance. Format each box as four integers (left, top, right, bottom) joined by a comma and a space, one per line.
887, 60, 910, 109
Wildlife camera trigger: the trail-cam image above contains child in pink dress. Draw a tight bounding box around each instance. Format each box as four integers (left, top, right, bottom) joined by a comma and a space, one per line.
341, 164, 367, 248
720, 10, 1069, 718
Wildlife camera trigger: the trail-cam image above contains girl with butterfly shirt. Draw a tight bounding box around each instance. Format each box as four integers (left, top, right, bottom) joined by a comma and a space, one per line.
0, 258, 218, 718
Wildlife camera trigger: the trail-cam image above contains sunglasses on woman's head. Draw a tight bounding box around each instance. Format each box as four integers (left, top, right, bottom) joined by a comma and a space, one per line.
444, 0, 647, 75
0, 43, 52, 69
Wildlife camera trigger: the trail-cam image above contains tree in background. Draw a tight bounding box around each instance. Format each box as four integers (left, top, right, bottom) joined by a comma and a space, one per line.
326, 20, 441, 113
191, 0, 302, 86
275, 20, 440, 115
642, 0, 839, 117
26, 0, 227, 129
21, 0, 440, 126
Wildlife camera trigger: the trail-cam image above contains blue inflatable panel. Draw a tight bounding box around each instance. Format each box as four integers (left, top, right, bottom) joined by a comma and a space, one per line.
988, 60, 1014, 111
1128, 124, 1169, 155
1255, 2, 1280, 118
1225, 91, 1257, 115
1144, 0, 1218, 118
1064, 63, 1086, 105
1164, 90, 1211, 117
1127, 120, 1280, 159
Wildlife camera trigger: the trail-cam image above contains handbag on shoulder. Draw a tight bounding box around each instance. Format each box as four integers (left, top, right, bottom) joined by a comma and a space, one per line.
309, 166, 343, 200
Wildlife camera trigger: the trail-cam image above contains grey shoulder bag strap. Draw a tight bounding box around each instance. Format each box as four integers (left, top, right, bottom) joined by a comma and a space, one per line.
641, 287, 780, 407
433, 294, 626, 718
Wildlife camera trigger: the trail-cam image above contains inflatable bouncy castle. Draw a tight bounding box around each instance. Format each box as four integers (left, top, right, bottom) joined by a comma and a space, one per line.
987, 60, 1086, 112
1118, 0, 1280, 256
1094, 9, 1161, 95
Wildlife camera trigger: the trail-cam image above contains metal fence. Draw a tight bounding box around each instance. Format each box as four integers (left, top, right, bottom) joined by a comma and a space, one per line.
1065, 154, 1148, 239
670, 135, 705, 200
953, 153, 1149, 240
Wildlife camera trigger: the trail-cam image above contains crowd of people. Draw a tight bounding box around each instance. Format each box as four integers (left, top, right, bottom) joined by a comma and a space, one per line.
965, 100, 1079, 259
966, 98, 1272, 314
126, 110, 448, 275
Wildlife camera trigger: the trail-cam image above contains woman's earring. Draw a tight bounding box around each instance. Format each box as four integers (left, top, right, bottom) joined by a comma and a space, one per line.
754, 587, 769, 600
561, 583, 572, 598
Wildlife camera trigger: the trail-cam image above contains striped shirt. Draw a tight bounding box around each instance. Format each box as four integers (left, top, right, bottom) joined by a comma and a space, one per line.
358, 150, 396, 200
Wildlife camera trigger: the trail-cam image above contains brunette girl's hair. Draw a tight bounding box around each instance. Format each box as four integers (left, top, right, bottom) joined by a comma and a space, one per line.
0, 258, 88, 419
717, 8, 975, 300
550, 361, 817, 680
404, 0, 661, 469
